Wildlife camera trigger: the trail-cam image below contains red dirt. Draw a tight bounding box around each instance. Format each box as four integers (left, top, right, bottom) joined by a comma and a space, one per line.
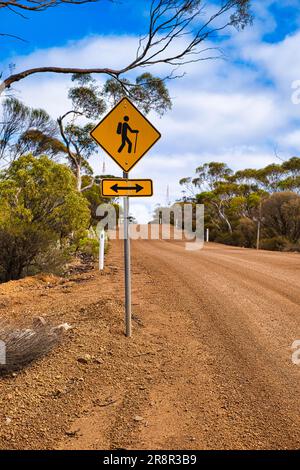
1, 236, 300, 449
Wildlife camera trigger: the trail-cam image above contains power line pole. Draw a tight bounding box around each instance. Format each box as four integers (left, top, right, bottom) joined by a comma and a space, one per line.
166, 184, 170, 206
256, 200, 262, 250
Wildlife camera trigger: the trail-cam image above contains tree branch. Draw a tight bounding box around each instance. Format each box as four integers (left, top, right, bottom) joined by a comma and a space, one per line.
0, 32, 27, 42
81, 177, 95, 192
2, 66, 119, 91
0, 1, 252, 95
0, 0, 99, 12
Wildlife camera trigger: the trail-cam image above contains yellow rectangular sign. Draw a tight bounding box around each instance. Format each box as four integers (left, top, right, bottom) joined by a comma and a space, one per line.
101, 179, 153, 197
90, 97, 161, 173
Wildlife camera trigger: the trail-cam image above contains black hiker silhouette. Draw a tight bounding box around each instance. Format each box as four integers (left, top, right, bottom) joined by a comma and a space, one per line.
117, 116, 139, 154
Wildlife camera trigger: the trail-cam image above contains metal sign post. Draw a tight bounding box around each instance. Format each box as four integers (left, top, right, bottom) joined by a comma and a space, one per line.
123, 171, 132, 337
90, 97, 161, 337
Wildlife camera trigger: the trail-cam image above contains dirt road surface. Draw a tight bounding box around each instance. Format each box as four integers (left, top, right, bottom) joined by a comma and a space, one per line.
1, 234, 300, 450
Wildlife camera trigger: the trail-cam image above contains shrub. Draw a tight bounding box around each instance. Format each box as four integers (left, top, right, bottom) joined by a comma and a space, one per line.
0, 155, 90, 282
235, 218, 257, 248
214, 231, 240, 246
77, 237, 99, 259
0, 319, 60, 374
260, 236, 288, 251
262, 192, 300, 243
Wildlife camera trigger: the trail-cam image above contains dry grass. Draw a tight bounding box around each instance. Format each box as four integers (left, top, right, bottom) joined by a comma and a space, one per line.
0, 317, 63, 375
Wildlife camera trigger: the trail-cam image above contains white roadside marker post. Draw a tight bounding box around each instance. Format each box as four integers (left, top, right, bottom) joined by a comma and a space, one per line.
99, 229, 105, 271
206, 228, 210, 243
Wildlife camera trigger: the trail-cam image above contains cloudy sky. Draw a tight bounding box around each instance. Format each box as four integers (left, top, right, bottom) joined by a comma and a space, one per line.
1, 0, 300, 222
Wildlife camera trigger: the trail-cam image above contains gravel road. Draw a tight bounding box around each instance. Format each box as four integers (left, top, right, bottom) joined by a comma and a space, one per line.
1, 236, 300, 449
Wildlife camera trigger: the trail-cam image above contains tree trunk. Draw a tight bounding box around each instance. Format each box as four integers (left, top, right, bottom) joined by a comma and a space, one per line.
76, 165, 82, 192
223, 215, 233, 234
214, 203, 233, 234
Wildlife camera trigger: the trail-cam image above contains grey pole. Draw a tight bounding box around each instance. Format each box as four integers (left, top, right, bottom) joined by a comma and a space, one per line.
256, 200, 262, 251
123, 171, 132, 337
256, 220, 261, 251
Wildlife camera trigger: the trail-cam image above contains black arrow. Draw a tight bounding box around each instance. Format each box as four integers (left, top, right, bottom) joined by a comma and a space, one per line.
111, 183, 143, 194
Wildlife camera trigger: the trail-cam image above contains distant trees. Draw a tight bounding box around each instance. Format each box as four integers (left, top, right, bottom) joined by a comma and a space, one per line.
261, 193, 300, 249
232, 160, 300, 193
180, 158, 300, 250
0, 98, 64, 165
0, 154, 90, 281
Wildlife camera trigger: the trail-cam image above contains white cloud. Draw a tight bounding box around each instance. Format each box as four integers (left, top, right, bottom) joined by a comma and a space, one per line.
10, 35, 139, 73
242, 31, 300, 89
280, 130, 300, 149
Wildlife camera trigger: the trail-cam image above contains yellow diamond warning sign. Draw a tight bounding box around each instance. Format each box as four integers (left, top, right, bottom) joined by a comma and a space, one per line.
102, 179, 153, 197
90, 97, 161, 172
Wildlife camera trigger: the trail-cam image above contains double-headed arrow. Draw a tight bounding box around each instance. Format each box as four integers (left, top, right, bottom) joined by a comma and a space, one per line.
111, 183, 143, 194
102, 179, 153, 197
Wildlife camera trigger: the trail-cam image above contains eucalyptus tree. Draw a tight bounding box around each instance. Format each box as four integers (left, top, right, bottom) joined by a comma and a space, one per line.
0, 97, 63, 165
179, 158, 300, 249
279, 157, 300, 193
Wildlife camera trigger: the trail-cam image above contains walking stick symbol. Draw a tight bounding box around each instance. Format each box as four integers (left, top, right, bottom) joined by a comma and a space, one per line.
134, 132, 138, 154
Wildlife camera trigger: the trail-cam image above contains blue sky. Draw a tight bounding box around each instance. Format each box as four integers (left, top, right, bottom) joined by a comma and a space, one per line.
1, 0, 300, 222
0, 0, 148, 60
1, 0, 300, 60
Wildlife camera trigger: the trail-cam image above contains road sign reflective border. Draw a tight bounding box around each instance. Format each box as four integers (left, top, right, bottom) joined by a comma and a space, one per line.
90, 97, 161, 173
101, 178, 153, 197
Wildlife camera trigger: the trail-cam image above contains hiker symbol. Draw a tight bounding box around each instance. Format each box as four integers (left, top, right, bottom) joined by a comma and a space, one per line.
117, 116, 139, 154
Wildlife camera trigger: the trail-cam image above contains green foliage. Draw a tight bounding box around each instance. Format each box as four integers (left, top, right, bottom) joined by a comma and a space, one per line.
260, 237, 288, 252
64, 123, 96, 175
0, 98, 62, 163
68, 74, 106, 119
193, 162, 233, 190
230, 0, 253, 30
81, 178, 113, 225
18, 129, 67, 158
103, 73, 172, 116
0, 154, 90, 281
181, 157, 300, 250
261, 192, 300, 243
235, 218, 257, 248
76, 237, 99, 260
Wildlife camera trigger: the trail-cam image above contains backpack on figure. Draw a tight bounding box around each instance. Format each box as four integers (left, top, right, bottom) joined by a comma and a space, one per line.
117, 122, 122, 135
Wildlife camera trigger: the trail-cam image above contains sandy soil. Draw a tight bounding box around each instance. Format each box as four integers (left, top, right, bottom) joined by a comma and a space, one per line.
1, 235, 300, 450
